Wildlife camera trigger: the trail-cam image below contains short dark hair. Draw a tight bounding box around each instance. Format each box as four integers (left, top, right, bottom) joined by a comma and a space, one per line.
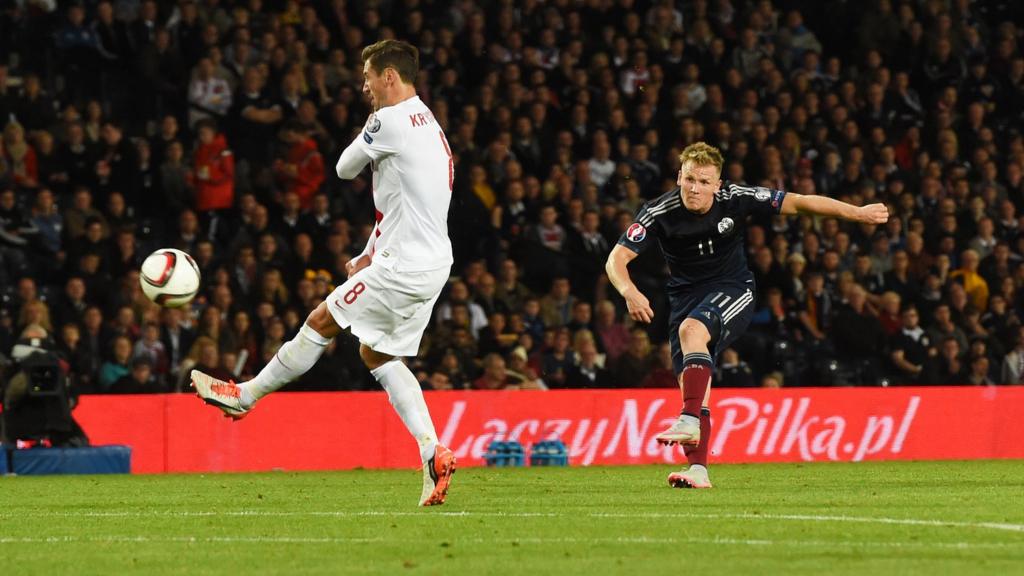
361, 40, 419, 83
196, 118, 218, 133
281, 119, 305, 134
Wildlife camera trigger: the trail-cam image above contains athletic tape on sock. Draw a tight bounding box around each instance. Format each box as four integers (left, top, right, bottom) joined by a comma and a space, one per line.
370, 359, 402, 381
299, 323, 332, 346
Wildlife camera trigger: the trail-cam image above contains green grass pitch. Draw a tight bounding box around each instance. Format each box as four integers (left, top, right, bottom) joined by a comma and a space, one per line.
2, 461, 1023, 576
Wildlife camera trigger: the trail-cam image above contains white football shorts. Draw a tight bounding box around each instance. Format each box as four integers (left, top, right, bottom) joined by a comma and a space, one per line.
326, 260, 450, 357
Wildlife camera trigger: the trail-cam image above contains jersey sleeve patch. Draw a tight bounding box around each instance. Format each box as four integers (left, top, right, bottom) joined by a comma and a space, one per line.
626, 222, 647, 242
358, 108, 402, 160
366, 113, 381, 133
722, 183, 787, 215
617, 206, 656, 254
771, 189, 786, 211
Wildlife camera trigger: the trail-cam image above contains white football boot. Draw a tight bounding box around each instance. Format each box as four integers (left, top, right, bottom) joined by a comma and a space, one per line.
419, 444, 457, 506
190, 370, 250, 420
667, 465, 713, 489
655, 414, 700, 446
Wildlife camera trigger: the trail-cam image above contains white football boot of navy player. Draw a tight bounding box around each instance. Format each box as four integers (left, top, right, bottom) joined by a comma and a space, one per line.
655, 414, 700, 446
667, 465, 713, 489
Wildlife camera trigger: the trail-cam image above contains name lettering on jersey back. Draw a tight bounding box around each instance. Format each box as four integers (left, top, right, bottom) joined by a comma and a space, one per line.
409, 111, 436, 128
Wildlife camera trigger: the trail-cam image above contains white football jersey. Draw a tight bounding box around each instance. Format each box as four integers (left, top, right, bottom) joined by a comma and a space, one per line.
353, 96, 454, 272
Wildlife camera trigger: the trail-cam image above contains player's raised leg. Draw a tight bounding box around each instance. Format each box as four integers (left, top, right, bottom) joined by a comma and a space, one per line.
191, 302, 338, 418
656, 318, 712, 446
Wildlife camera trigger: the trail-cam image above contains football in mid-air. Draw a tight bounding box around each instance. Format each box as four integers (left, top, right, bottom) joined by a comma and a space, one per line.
140, 248, 201, 307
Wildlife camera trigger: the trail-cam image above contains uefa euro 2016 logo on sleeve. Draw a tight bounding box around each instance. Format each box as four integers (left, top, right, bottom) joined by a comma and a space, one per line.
363, 114, 382, 144
627, 223, 646, 242
367, 114, 381, 133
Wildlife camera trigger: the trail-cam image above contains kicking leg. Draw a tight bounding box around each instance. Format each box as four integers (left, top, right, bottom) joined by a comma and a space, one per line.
665, 287, 751, 487
191, 302, 337, 418
362, 345, 455, 506
656, 318, 712, 446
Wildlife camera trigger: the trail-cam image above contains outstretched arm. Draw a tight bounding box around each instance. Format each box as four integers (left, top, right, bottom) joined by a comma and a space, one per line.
605, 244, 654, 323
780, 193, 889, 224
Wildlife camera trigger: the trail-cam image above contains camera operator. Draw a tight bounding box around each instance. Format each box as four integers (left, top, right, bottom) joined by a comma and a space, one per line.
1, 324, 88, 447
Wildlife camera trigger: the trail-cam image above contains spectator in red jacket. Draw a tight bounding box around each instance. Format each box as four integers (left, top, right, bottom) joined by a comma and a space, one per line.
2, 122, 38, 189
273, 120, 324, 208
191, 119, 234, 212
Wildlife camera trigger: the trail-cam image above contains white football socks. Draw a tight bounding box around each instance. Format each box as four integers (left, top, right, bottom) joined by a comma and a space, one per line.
238, 324, 438, 464
371, 359, 438, 463
238, 323, 331, 408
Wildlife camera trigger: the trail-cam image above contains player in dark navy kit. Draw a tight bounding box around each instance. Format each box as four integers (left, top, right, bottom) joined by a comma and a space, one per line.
606, 142, 888, 488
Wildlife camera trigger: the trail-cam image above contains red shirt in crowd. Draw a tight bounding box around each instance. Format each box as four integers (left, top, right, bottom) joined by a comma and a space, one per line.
275, 137, 324, 208
191, 133, 235, 212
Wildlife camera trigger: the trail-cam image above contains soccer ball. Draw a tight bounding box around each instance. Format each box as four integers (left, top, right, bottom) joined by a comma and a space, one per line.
140, 248, 201, 307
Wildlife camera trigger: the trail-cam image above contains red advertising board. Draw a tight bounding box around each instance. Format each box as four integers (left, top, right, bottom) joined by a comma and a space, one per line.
73, 387, 1024, 474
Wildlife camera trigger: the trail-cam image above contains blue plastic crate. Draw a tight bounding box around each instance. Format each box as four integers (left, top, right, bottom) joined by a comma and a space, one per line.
529, 440, 569, 467
11, 446, 132, 475
483, 440, 525, 467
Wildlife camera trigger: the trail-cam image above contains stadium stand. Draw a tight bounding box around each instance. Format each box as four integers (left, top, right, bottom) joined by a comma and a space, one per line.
0, 0, 1022, 399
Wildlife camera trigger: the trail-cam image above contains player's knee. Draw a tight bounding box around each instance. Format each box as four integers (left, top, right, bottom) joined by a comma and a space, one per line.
359, 344, 393, 371
678, 319, 712, 349
305, 302, 341, 339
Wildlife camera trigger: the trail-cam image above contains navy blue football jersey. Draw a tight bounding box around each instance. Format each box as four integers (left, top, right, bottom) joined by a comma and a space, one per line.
617, 184, 786, 289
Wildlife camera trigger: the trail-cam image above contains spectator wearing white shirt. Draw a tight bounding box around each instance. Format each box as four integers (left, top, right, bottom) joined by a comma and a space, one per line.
587, 135, 615, 190
1001, 326, 1024, 384
187, 57, 232, 128
968, 217, 998, 260
436, 280, 489, 340
619, 51, 650, 97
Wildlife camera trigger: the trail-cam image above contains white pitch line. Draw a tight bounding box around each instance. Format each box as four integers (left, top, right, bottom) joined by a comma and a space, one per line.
587, 512, 1024, 534
2, 509, 1024, 534
0, 535, 387, 544
0, 534, 1019, 551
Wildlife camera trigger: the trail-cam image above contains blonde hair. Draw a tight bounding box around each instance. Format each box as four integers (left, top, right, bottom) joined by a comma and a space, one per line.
18, 300, 52, 333
679, 141, 724, 172
572, 329, 595, 351
187, 335, 219, 362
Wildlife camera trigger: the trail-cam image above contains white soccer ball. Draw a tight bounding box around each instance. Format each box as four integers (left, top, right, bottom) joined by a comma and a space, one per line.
139, 248, 201, 308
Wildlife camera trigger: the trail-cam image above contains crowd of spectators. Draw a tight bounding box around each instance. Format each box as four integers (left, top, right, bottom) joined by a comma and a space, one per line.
1, 0, 1024, 397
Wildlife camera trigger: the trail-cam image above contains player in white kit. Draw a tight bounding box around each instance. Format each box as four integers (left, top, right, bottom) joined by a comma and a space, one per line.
191, 40, 457, 506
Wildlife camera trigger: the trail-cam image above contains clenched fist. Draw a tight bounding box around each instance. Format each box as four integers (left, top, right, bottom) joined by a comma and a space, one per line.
856, 203, 889, 224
